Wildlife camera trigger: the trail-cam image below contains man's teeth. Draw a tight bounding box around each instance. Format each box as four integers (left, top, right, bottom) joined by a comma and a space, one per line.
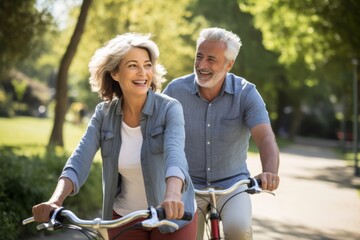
199, 70, 211, 75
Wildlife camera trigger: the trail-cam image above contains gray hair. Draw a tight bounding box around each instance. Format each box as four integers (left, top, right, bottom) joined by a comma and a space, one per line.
88, 33, 166, 100
196, 27, 242, 61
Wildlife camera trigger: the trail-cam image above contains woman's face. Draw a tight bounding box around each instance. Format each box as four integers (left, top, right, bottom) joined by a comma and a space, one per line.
112, 47, 154, 97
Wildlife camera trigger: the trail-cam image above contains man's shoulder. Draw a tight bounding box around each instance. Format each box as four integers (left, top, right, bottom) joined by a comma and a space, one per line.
227, 73, 252, 85
227, 73, 256, 91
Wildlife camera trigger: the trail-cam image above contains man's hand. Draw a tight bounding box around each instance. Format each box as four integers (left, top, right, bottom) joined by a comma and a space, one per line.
255, 172, 280, 191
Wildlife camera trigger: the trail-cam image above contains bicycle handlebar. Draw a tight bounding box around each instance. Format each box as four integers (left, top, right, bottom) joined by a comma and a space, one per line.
22, 206, 192, 232
194, 177, 267, 196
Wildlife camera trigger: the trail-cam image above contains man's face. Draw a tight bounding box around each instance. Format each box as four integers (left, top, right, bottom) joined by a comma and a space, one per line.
194, 40, 233, 89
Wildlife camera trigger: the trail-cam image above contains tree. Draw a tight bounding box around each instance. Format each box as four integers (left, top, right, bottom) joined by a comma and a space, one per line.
239, 0, 360, 138
0, 0, 52, 78
49, 0, 92, 147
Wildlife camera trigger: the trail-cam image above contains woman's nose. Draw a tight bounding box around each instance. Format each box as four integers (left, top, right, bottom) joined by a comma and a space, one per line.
137, 66, 145, 75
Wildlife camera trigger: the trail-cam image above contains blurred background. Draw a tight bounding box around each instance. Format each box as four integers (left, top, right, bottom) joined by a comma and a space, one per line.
0, 0, 359, 239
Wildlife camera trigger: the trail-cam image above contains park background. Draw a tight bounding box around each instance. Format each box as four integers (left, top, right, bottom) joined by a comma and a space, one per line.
0, 0, 359, 239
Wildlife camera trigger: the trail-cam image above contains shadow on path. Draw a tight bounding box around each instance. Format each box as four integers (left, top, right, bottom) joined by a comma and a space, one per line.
253, 217, 360, 240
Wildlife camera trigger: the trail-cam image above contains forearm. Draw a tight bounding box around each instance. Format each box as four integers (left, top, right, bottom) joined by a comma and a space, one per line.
48, 177, 74, 206
258, 134, 279, 174
162, 176, 184, 219
164, 176, 183, 200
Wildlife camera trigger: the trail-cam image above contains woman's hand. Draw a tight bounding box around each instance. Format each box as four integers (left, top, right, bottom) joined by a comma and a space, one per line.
160, 177, 184, 219
32, 202, 60, 222
32, 177, 74, 222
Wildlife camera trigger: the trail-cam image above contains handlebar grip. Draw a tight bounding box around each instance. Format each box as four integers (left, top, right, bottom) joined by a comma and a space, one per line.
248, 178, 262, 188
180, 211, 193, 221
256, 178, 262, 187
156, 208, 193, 221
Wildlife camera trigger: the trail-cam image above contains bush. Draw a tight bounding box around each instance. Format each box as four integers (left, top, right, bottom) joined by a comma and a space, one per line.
0, 146, 102, 240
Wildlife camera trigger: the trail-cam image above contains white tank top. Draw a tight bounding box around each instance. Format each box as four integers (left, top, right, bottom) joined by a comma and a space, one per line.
113, 121, 147, 216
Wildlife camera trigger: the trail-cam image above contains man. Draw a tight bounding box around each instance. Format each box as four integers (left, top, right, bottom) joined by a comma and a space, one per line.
163, 27, 280, 240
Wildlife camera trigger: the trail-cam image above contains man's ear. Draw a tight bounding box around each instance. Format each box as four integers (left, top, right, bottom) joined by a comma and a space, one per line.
226, 60, 235, 72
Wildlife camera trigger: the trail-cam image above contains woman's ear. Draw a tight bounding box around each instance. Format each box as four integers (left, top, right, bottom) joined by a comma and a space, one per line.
111, 72, 118, 80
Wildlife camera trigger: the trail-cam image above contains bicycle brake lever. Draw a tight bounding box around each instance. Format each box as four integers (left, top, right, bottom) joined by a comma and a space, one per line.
141, 219, 179, 230
262, 190, 276, 196
246, 178, 262, 194
246, 184, 276, 196
36, 221, 63, 231
140, 206, 179, 230
36, 207, 64, 231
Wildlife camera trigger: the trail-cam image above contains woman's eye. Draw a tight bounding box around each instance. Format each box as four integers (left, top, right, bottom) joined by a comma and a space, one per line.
145, 63, 152, 68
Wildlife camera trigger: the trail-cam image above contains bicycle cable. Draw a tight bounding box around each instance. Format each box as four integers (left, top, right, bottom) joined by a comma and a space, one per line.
60, 224, 104, 240
218, 190, 247, 216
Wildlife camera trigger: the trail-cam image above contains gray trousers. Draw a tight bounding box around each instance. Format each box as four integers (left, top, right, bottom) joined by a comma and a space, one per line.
196, 185, 253, 240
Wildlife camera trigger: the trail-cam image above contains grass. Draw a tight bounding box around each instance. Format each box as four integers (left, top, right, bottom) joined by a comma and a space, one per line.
0, 116, 91, 157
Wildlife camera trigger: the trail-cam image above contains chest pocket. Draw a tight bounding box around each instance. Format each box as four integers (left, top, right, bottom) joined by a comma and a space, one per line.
150, 126, 164, 154
220, 117, 242, 143
100, 130, 114, 158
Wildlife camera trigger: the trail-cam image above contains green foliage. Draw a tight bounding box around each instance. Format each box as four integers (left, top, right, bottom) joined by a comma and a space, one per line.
238, 0, 358, 137
0, 87, 15, 117
72, 0, 201, 90
11, 79, 28, 101
0, 117, 102, 239
0, 147, 65, 239
0, 147, 102, 239
0, 0, 53, 77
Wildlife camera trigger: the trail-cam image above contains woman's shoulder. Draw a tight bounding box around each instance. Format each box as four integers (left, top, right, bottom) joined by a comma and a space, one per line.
94, 98, 120, 113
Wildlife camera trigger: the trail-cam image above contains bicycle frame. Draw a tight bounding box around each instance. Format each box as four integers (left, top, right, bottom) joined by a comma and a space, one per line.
195, 178, 263, 240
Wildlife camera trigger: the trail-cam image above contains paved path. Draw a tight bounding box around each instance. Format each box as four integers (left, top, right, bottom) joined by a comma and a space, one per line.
249, 143, 360, 240
28, 142, 360, 240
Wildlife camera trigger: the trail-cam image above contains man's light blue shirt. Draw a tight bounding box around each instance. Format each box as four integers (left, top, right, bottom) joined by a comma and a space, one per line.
163, 73, 270, 189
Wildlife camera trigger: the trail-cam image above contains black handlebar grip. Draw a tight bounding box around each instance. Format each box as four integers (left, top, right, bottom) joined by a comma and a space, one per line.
49, 208, 65, 222
256, 178, 262, 187
248, 178, 262, 188
180, 211, 193, 221
156, 208, 192, 221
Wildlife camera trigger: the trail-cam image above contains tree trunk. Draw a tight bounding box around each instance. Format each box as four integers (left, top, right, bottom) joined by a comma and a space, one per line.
48, 0, 92, 147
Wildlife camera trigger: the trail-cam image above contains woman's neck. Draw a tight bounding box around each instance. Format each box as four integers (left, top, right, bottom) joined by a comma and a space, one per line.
122, 95, 146, 127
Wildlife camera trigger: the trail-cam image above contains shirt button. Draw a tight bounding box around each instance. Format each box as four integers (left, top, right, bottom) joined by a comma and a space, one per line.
207, 141, 210, 145
207, 168, 211, 171
207, 123, 211, 127
207, 183, 211, 186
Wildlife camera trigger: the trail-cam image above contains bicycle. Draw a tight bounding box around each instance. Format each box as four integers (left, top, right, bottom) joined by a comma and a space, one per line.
22, 206, 192, 240
194, 177, 274, 240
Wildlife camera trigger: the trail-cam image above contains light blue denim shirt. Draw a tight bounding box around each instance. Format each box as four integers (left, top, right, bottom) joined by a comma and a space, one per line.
163, 73, 270, 189
60, 90, 195, 233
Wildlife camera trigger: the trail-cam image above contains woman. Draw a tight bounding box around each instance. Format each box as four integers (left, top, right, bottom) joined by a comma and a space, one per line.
32, 33, 197, 240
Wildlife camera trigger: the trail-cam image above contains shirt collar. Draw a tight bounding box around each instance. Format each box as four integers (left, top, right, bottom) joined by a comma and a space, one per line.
116, 89, 155, 117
